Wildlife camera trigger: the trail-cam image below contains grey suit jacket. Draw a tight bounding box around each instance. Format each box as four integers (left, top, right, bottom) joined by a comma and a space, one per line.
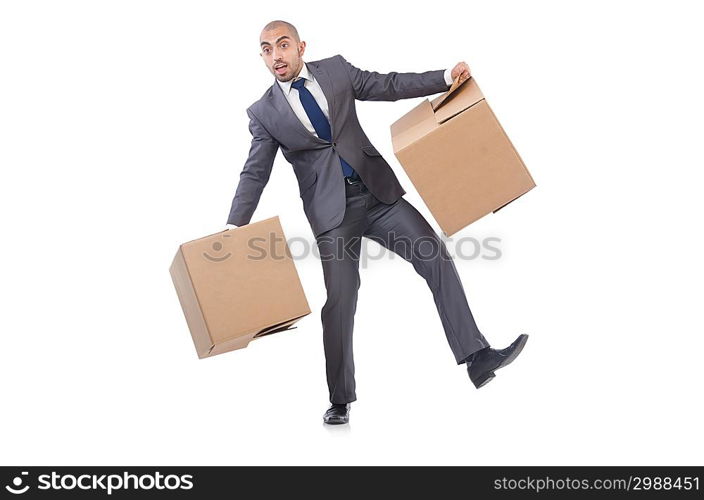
226, 54, 449, 237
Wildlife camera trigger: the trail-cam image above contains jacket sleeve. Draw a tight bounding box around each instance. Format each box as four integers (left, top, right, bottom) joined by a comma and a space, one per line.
337, 54, 450, 102
226, 108, 280, 226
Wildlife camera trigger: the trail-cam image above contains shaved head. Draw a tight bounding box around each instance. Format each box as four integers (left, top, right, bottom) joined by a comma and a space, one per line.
261, 20, 300, 43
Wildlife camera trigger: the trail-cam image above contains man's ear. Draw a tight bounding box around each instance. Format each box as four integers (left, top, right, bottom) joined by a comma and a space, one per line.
298, 41, 306, 57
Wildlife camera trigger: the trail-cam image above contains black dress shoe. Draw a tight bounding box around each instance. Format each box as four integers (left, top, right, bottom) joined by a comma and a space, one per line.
466, 334, 529, 388
323, 403, 351, 425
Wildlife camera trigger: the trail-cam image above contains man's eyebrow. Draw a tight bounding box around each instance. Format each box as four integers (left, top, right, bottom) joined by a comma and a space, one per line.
260, 35, 291, 47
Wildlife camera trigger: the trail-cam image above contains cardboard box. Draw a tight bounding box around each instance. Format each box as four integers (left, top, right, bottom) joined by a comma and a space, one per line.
169, 216, 311, 359
391, 76, 535, 236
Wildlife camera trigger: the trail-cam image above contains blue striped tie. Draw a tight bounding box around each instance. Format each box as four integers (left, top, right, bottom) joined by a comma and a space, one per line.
291, 77, 359, 179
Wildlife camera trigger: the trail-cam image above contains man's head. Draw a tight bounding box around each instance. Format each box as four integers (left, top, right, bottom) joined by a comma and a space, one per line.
259, 20, 306, 82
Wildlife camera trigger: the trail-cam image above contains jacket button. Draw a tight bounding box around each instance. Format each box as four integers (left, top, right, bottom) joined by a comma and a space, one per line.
332, 142, 337, 147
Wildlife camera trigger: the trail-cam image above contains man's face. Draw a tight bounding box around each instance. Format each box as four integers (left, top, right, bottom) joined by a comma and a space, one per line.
259, 27, 306, 82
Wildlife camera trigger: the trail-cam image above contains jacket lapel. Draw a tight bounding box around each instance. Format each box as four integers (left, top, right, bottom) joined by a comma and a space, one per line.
307, 61, 336, 138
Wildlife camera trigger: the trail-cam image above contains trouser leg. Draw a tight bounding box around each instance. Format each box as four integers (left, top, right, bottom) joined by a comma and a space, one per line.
364, 195, 490, 364
315, 189, 367, 404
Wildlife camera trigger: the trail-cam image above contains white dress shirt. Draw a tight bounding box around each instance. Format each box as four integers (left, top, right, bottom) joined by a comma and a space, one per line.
277, 62, 454, 138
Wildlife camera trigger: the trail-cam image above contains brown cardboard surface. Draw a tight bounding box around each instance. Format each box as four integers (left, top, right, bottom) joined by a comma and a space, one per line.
391, 76, 535, 236
169, 216, 311, 358
430, 74, 475, 114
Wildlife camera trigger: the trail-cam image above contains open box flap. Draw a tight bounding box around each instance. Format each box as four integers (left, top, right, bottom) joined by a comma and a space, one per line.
253, 314, 305, 338
430, 76, 485, 124
390, 99, 437, 153
431, 74, 469, 110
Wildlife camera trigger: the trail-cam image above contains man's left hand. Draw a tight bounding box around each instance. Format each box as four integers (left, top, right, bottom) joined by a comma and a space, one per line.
451, 61, 471, 84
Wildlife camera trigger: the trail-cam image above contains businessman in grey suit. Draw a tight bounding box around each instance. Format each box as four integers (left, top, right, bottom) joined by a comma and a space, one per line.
227, 20, 528, 424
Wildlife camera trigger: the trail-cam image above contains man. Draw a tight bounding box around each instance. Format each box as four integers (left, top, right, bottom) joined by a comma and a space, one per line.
226, 20, 529, 425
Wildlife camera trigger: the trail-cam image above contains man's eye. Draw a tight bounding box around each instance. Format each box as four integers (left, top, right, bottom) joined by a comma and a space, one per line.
281, 43, 288, 48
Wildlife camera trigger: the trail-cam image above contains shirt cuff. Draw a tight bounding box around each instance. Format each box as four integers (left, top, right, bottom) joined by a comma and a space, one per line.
443, 68, 453, 87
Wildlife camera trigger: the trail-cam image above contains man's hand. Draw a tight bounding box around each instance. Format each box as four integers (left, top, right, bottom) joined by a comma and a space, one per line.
451, 61, 471, 84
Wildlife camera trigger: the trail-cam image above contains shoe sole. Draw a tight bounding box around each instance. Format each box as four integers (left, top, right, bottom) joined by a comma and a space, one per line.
473, 371, 496, 388
323, 418, 349, 425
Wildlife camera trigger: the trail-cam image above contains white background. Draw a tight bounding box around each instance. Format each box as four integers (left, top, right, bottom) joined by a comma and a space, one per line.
1, 0, 702, 466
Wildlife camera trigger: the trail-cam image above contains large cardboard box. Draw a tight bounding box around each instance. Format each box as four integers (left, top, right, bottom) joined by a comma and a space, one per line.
391, 76, 535, 236
169, 216, 311, 359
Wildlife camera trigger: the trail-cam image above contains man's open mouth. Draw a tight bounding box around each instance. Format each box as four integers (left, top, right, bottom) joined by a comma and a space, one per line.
274, 63, 288, 75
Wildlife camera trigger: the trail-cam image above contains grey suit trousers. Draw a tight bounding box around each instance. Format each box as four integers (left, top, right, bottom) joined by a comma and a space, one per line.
316, 178, 490, 404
